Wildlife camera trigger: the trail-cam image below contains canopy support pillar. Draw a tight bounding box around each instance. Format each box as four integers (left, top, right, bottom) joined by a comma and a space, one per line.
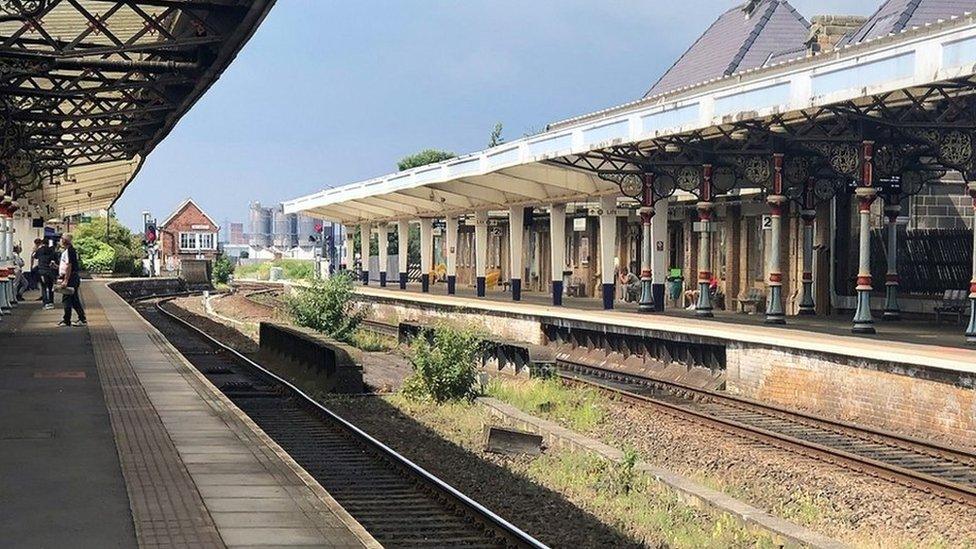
377, 222, 389, 287
967, 183, 976, 344
799, 208, 816, 315
639, 174, 655, 313
397, 220, 409, 289
342, 227, 354, 272
853, 141, 877, 335
652, 198, 668, 311
359, 223, 370, 285
695, 165, 714, 318
475, 210, 488, 297
883, 203, 901, 320
446, 215, 458, 294
599, 195, 616, 310
509, 207, 524, 301
420, 218, 433, 293
549, 203, 566, 306
765, 154, 786, 324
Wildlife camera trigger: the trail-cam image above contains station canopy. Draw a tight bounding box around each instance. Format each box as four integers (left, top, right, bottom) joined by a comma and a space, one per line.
0, 0, 274, 217
285, 10, 976, 225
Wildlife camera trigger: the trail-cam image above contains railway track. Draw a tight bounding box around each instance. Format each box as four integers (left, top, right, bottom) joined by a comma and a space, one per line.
135, 297, 546, 549
557, 359, 976, 506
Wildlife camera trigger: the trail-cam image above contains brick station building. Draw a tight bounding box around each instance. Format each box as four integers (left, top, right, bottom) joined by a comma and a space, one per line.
159, 198, 220, 273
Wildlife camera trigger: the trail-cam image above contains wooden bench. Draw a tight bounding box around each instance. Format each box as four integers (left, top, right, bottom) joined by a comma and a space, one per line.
737, 288, 765, 314
934, 289, 970, 324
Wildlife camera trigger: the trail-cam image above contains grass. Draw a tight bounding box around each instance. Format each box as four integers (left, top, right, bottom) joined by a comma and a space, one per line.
526, 450, 779, 549
373, 394, 777, 549
236, 259, 315, 281
485, 376, 605, 431
349, 329, 397, 352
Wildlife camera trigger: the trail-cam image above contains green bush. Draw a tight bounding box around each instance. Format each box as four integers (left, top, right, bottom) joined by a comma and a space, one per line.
235, 259, 313, 281
402, 326, 483, 403
212, 254, 234, 284
75, 236, 116, 272
284, 273, 365, 343
278, 259, 314, 280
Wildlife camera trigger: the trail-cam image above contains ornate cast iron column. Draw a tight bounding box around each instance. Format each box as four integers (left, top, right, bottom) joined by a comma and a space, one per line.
0, 198, 10, 312
696, 164, 714, 318
853, 141, 877, 334
639, 173, 656, 313
798, 177, 817, 315
882, 201, 901, 320
765, 154, 786, 324
967, 182, 976, 344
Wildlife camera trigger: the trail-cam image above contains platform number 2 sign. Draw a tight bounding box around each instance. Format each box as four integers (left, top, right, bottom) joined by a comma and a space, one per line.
761, 215, 773, 230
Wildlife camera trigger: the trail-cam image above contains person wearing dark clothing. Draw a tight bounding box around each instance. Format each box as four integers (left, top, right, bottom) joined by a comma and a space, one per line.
57, 234, 86, 327
34, 238, 56, 308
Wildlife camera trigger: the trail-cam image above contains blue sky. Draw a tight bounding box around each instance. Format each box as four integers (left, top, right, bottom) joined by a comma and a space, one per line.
115, 0, 879, 231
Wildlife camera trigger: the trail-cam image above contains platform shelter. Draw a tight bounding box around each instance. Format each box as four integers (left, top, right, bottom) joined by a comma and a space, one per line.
286, 1, 976, 343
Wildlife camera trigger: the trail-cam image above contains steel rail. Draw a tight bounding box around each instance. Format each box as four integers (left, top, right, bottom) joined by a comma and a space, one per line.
151, 297, 547, 549
557, 360, 976, 506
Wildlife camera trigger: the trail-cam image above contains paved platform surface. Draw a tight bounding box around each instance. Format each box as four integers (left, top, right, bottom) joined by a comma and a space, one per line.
2, 282, 374, 549
355, 282, 976, 375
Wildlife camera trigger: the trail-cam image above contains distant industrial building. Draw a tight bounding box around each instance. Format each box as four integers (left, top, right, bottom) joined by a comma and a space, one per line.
244, 200, 328, 259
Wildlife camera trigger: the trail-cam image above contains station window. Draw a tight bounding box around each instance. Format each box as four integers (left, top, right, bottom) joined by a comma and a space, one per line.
179, 232, 216, 251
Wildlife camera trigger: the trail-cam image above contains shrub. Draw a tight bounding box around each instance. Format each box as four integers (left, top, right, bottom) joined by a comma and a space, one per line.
212, 254, 234, 284
278, 259, 314, 280
284, 273, 365, 343
402, 326, 483, 403
75, 236, 116, 272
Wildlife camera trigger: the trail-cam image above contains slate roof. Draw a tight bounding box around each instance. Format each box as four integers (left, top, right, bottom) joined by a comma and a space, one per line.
645, 0, 810, 98
839, 0, 976, 45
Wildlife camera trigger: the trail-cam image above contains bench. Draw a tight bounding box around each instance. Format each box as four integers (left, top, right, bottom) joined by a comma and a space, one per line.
738, 288, 765, 314
934, 289, 971, 324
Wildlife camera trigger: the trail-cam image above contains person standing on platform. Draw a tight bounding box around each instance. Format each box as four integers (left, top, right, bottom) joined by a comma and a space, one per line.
34, 238, 56, 309
12, 245, 26, 301
57, 234, 86, 327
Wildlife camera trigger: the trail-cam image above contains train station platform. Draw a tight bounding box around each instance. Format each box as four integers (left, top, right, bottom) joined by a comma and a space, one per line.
358, 283, 976, 366
351, 282, 976, 447
0, 281, 373, 549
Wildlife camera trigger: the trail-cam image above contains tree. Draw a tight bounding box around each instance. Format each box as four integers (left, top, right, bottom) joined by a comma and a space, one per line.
212, 254, 234, 284
284, 273, 365, 343
397, 149, 456, 171
75, 236, 116, 272
488, 122, 504, 147
73, 215, 142, 274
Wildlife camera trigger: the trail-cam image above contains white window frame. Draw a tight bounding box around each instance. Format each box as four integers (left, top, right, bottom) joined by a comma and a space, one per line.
178, 231, 217, 251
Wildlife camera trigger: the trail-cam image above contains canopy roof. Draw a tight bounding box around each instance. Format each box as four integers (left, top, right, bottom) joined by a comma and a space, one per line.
1, 0, 275, 217
286, 11, 976, 225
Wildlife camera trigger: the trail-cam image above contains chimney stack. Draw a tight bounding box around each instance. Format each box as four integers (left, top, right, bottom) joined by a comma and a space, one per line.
807, 15, 867, 54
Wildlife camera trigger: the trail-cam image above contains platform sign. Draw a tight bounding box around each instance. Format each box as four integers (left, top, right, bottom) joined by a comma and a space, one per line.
761, 215, 772, 230
573, 217, 587, 232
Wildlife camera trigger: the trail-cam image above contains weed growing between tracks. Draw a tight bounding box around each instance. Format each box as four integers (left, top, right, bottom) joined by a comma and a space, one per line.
325, 393, 779, 548
485, 376, 604, 431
